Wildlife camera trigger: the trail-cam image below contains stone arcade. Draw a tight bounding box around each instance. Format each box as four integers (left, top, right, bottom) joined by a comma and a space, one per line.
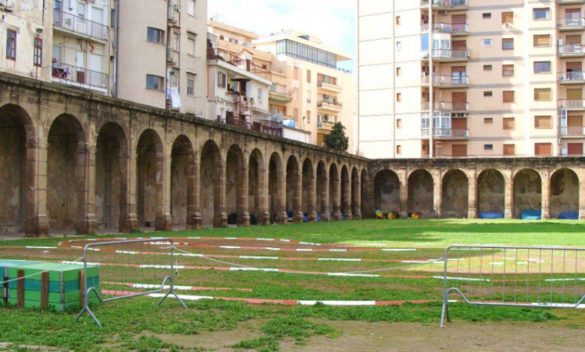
0, 73, 584, 237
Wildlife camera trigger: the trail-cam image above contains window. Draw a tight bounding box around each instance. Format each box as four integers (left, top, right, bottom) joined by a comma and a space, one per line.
187, 73, 195, 96
535, 143, 552, 156
146, 74, 164, 91
33, 37, 42, 67
534, 88, 552, 101
484, 144, 494, 151
396, 145, 402, 155
534, 61, 551, 73
217, 72, 226, 88
396, 93, 402, 102
535, 115, 552, 128
502, 38, 514, 50
484, 117, 493, 124
396, 119, 402, 128
307, 69, 311, 83
258, 88, 264, 104
482, 13, 492, 19
503, 90, 515, 103
502, 11, 514, 24
503, 144, 515, 156
186, 32, 196, 56
147, 27, 164, 44
502, 64, 514, 77
484, 91, 493, 97
503, 117, 515, 130
533, 34, 551, 47
483, 38, 492, 47
396, 41, 402, 51
6, 29, 16, 60
293, 66, 300, 80
533, 8, 550, 21
483, 64, 493, 71
187, 0, 195, 16
396, 16, 401, 25
396, 67, 401, 76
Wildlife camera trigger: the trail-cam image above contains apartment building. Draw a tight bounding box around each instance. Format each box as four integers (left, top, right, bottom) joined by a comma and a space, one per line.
358, 0, 585, 159
117, 0, 207, 115
255, 31, 356, 151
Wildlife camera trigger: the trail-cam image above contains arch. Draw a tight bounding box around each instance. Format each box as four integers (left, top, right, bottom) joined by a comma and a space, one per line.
351, 167, 361, 218
302, 158, 315, 221
441, 169, 469, 218
286, 155, 302, 222
477, 169, 505, 217
268, 152, 285, 223
408, 169, 434, 217
0, 104, 36, 236
360, 168, 369, 218
374, 169, 401, 213
341, 165, 351, 219
95, 122, 128, 232
47, 114, 87, 233
513, 169, 542, 218
171, 135, 195, 229
226, 145, 246, 225
329, 163, 340, 219
200, 140, 224, 227
248, 149, 265, 225
136, 129, 164, 229
316, 161, 328, 220
550, 168, 579, 219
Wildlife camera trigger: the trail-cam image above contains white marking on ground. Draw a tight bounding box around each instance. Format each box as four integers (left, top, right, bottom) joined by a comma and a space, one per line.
220, 246, 240, 249
298, 300, 376, 306
318, 258, 362, 262
433, 276, 491, 282
239, 256, 279, 260
229, 267, 279, 272
327, 272, 380, 278
381, 248, 417, 252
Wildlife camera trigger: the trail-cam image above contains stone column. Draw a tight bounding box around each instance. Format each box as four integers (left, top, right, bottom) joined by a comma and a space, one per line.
192, 154, 203, 229
352, 172, 362, 219
343, 175, 352, 220
76, 143, 97, 234
293, 170, 304, 223
467, 170, 477, 219
259, 162, 270, 225
238, 161, 250, 226
155, 148, 172, 231
580, 168, 585, 220
308, 168, 317, 222
333, 177, 342, 220
25, 138, 49, 237
433, 170, 442, 218
214, 158, 228, 227
540, 170, 550, 220
321, 173, 330, 221
186, 153, 196, 230
504, 169, 514, 219
399, 170, 408, 218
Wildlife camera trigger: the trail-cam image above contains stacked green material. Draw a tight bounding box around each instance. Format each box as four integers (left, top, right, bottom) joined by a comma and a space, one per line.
4, 262, 100, 312
1, 260, 42, 304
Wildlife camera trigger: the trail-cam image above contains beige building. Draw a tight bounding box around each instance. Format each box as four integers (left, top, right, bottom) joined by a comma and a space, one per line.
117, 0, 207, 115
358, 0, 585, 159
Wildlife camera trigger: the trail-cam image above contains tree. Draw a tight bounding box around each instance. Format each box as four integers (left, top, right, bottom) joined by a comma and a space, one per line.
324, 122, 349, 151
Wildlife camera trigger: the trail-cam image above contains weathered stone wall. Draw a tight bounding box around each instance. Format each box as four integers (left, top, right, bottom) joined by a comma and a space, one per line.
550, 169, 580, 218
442, 170, 469, 218
0, 113, 24, 233
374, 170, 401, 213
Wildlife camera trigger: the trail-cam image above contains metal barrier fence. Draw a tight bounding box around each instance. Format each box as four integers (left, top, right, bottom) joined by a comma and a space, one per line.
75, 239, 186, 327
440, 245, 585, 327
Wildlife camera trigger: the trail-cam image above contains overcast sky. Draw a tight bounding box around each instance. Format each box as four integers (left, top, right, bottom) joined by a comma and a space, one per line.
208, 0, 356, 70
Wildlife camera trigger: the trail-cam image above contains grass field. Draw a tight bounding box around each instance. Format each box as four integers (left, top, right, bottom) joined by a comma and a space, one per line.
2, 219, 585, 351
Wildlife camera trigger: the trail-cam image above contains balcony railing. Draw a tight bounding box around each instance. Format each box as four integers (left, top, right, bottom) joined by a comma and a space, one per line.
560, 126, 585, 136
422, 74, 469, 86
53, 9, 108, 41
421, 0, 468, 9
559, 44, 585, 55
52, 63, 108, 90
318, 100, 343, 108
423, 23, 469, 34
317, 81, 342, 92
560, 71, 585, 82
558, 17, 585, 28
421, 128, 470, 139
422, 101, 470, 111
429, 49, 470, 60
559, 100, 585, 109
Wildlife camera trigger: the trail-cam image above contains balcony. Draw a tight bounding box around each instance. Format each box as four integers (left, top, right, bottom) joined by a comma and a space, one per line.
558, 44, 585, 57
422, 101, 470, 112
421, 128, 470, 140
317, 100, 343, 112
560, 126, 585, 137
559, 100, 585, 111
558, 17, 585, 31
558, 0, 585, 4
51, 63, 108, 92
423, 49, 470, 62
423, 23, 469, 35
317, 118, 336, 131
422, 74, 469, 88
421, 0, 468, 10
269, 85, 293, 103
560, 72, 585, 84
317, 81, 342, 93
53, 9, 108, 42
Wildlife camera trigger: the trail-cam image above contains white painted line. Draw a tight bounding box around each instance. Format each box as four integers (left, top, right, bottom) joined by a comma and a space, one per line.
318, 258, 362, 262
433, 276, 491, 282
327, 272, 380, 278
116, 250, 138, 255
220, 246, 241, 249
225, 237, 237, 240
115, 237, 128, 240
62, 261, 100, 266
296, 249, 313, 252
488, 262, 504, 266
26, 246, 57, 249
139, 264, 185, 269
256, 238, 274, 241
150, 293, 213, 301
239, 256, 279, 260
188, 237, 201, 240
381, 248, 417, 252
329, 249, 348, 252
298, 300, 376, 306
300, 242, 321, 246
280, 239, 291, 243
71, 246, 83, 249
265, 247, 281, 251
229, 267, 279, 272
516, 262, 528, 265
87, 248, 101, 252
176, 253, 204, 258
545, 278, 585, 282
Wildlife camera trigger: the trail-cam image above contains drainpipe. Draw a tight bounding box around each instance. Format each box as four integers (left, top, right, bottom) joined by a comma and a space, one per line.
392, 0, 396, 158
114, 0, 120, 97
429, 0, 434, 158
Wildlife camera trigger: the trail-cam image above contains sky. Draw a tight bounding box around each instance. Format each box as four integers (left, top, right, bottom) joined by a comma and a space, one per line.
208, 0, 356, 70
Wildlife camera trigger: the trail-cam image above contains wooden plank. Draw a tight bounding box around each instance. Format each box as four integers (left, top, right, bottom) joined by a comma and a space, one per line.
17, 270, 24, 308
40, 272, 49, 309
79, 270, 86, 307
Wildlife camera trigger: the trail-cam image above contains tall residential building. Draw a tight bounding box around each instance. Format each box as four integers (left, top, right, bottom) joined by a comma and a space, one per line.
117, 0, 207, 115
358, 0, 585, 159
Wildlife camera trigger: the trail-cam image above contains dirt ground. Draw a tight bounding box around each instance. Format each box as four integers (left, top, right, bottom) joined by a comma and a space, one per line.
156, 320, 585, 352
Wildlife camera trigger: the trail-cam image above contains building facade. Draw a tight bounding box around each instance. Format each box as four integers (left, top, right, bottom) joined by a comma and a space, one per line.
358, 0, 585, 159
